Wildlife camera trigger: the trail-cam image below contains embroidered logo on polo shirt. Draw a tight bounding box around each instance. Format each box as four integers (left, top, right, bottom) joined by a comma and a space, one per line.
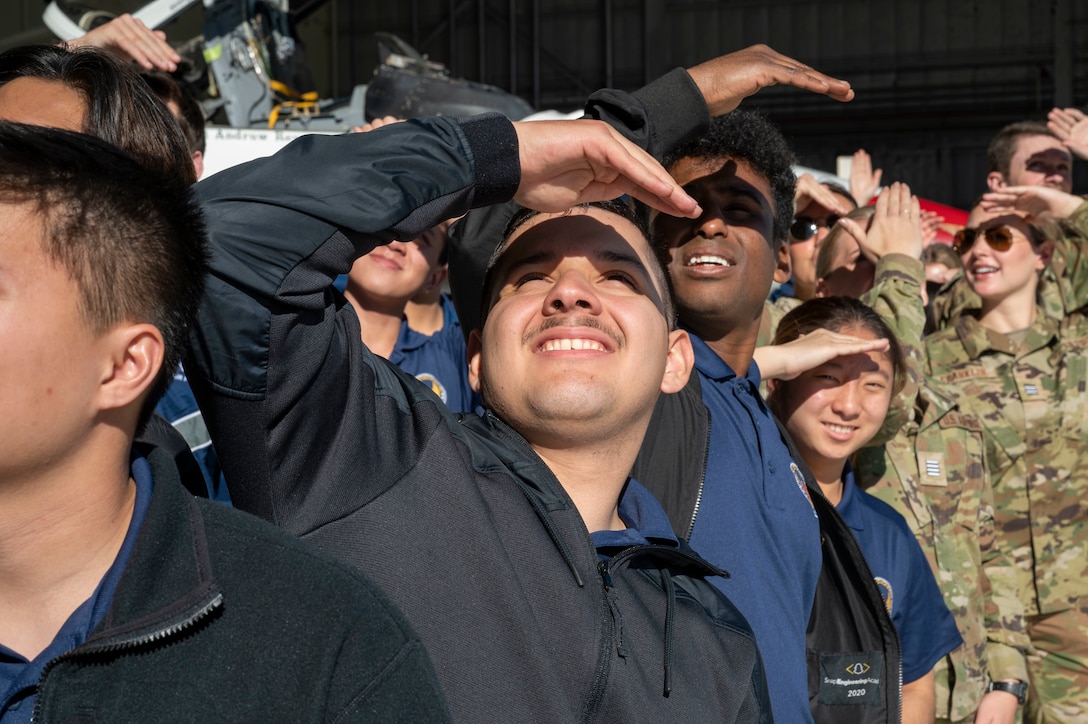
790, 462, 817, 517
415, 373, 448, 404
875, 577, 893, 614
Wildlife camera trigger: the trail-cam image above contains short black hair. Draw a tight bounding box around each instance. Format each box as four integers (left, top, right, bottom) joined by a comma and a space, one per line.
0, 45, 197, 185
662, 110, 798, 245
987, 121, 1058, 177
0, 121, 208, 426
140, 68, 206, 155
480, 198, 676, 329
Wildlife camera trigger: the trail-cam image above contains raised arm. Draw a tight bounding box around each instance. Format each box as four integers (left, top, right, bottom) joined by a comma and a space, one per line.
188, 114, 695, 530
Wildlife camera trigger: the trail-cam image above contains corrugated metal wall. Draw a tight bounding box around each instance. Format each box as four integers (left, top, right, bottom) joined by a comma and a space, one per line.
302, 0, 1087, 207
3, 0, 1086, 206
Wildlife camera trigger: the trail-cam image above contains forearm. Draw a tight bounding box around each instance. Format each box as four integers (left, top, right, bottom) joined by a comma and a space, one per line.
862, 253, 926, 444
901, 670, 936, 724
451, 73, 708, 335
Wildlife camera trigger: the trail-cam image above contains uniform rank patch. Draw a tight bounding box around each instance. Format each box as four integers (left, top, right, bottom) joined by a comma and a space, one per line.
917, 451, 948, 487
1023, 383, 1039, 395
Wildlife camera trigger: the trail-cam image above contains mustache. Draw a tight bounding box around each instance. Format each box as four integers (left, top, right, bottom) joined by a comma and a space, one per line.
521, 316, 624, 349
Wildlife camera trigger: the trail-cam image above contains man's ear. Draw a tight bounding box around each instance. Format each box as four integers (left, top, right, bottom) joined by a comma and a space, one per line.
95, 323, 164, 413
191, 150, 204, 180
986, 171, 1007, 192
660, 329, 694, 394
467, 328, 483, 393
815, 277, 830, 298
774, 240, 792, 284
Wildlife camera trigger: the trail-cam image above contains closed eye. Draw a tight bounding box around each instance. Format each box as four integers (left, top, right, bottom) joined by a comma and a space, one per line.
513, 272, 549, 289
602, 270, 638, 288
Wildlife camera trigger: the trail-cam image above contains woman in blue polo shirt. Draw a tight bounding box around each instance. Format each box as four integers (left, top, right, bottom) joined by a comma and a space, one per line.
766, 297, 963, 723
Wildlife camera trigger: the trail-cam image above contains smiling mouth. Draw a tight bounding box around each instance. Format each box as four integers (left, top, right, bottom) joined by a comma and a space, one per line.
822, 422, 858, 440
540, 338, 606, 352
972, 265, 998, 277
686, 254, 734, 268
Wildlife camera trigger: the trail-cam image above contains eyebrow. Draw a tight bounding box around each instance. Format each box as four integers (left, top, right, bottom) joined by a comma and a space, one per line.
499, 247, 652, 282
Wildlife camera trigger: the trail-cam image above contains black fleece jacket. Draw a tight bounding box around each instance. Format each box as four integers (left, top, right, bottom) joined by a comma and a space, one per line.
32, 445, 450, 723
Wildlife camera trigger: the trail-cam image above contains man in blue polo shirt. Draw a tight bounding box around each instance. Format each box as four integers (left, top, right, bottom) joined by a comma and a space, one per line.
633, 111, 901, 723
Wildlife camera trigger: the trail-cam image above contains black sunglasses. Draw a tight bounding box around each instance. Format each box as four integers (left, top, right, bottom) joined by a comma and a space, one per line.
952, 226, 1018, 255
789, 215, 841, 242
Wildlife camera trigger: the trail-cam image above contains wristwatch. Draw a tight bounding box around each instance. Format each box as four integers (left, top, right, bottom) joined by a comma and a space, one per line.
987, 680, 1027, 705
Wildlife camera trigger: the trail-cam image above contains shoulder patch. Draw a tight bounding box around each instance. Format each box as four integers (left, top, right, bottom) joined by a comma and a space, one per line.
415, 373, 448, 403
790, 462, 818, 518
874, 576, 893, 613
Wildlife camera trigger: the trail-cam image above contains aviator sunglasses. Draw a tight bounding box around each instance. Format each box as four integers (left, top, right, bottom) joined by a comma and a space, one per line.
951, 225, 1019, 255
789, 215, 841, 242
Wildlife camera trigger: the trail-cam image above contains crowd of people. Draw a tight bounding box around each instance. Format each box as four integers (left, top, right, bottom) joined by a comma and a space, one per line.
0, 13, 1086, 724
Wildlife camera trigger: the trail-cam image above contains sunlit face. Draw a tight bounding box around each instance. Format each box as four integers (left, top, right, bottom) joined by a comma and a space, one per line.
0, 77, 86, 131
960, 207, 1047, 305
788, 189, 855, 298
817, 227, 875, 300
1005, 134, 1073, 193
469, 207, 688, 448
652, 156, 786, 338
0, 203, 112, 483
776, 325, 894, 471
347, 228, 446, 304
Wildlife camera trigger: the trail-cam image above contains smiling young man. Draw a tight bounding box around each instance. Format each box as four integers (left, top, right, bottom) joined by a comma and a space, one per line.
0, 120, 452, 723
633, 111, 903, 724
186, 117, 772, 722
987, 121, 1074, 195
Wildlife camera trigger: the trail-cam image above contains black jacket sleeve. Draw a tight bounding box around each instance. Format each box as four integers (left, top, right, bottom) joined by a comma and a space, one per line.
186, 114, 519, 533
447, 68, 711, 337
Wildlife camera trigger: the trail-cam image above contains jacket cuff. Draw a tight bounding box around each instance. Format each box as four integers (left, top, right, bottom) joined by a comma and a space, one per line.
458, 113, 521, 209
874, 253, 925, 285
630, 67, 711, 158
985, 643, 1029, 684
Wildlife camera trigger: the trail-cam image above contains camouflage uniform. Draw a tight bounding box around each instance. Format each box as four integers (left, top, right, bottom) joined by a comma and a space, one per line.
929, 272, 980, 331
856, 383, 1030, 722
924, 202, 1088, 723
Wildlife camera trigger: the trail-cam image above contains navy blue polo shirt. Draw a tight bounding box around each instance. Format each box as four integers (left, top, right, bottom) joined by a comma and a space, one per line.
838, 465, 962, 683
591, 478, 679, 557
685, 333, 822, 724
0, 455, 153, 723
391, 295, 478, 413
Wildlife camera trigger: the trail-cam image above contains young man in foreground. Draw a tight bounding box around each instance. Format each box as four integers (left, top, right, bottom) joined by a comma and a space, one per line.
0, 121, 449, 722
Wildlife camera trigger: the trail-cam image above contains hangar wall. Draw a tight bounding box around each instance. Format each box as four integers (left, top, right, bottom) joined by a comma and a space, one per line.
4, 0, 1086, 206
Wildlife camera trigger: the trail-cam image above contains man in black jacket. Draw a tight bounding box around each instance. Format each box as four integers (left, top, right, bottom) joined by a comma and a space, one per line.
0, 121, 450, 722
187, 111, 775, 721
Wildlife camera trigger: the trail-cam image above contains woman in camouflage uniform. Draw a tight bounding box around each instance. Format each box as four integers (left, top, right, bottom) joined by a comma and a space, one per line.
924, 187, 1088, 723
